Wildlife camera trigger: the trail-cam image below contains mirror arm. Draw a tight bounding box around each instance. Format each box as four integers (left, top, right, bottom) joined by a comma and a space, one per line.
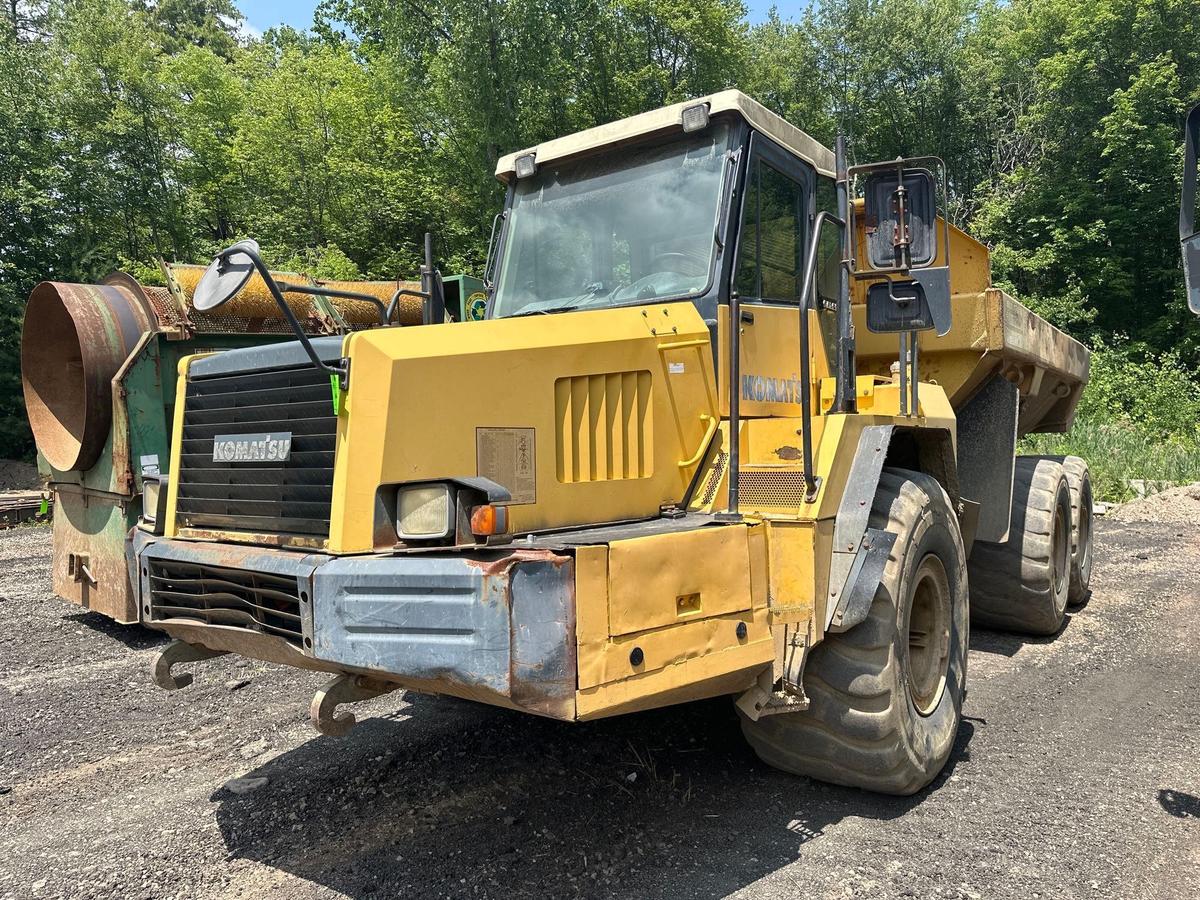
216, 244, 350, 388
277, 282, 388, 326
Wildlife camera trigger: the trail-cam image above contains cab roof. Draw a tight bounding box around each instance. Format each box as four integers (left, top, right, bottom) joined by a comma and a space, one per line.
495, 89, 836, 183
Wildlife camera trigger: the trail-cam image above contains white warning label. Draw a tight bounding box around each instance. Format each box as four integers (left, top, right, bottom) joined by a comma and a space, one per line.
476, 427, 536, 505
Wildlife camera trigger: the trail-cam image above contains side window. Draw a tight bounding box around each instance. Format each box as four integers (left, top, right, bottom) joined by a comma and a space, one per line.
735, 157, 806, 303
815, 175, 841, 366
815, 176, 840, 312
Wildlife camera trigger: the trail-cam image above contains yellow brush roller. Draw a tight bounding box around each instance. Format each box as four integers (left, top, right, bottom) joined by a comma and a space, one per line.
169, 266, 426, 326
316, 279, 426, 326
169, 263, 319, 320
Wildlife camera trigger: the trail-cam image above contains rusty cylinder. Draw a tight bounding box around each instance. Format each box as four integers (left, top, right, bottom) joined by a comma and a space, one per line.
21, 279, 155, 473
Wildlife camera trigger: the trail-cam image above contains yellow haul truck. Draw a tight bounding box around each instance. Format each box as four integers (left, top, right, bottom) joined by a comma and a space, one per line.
131, 91, 1092, 795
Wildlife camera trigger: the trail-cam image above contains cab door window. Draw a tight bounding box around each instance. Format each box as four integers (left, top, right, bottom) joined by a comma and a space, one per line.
735, 156, 807, 304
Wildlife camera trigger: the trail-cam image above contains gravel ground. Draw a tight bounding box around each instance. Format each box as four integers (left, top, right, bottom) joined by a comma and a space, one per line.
1, 493, 1198, 900
0, 459, 41, 492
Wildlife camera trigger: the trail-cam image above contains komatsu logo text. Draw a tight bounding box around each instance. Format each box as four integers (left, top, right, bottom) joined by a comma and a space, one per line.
212, 432, 293, 463
742, 373, 802, 404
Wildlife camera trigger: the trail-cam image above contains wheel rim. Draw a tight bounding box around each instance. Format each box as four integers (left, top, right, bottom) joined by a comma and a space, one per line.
1052, 499, 1069, 597
906, 554, 952, 716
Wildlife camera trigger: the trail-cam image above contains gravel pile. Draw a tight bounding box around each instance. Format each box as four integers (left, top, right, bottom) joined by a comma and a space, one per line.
0, 459, 41, 492
1110, 482, 1200, 526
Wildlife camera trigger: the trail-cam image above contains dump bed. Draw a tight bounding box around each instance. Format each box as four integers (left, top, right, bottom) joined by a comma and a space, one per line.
853, 218, 1089, 437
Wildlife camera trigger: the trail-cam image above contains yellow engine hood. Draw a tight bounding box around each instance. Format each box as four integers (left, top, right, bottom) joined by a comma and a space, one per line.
328, 303, 718, 553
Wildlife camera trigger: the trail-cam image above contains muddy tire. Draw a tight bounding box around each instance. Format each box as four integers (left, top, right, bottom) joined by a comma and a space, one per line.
1056, 456, 1094, 608
740, 468, 968, 796
968, 456, 1072, 635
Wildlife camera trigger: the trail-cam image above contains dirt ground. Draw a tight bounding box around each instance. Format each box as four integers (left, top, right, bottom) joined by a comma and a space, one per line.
1, 490, 1199, 900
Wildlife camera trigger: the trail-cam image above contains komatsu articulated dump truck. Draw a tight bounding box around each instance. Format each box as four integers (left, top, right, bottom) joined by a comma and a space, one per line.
129, 91, 1091, 795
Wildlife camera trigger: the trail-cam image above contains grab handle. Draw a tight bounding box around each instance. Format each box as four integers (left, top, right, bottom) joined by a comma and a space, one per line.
678, 414, 718, 469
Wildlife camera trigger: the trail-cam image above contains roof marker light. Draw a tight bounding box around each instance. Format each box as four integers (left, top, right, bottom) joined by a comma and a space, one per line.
681, 102, 711, 133
514, 152, 538, 179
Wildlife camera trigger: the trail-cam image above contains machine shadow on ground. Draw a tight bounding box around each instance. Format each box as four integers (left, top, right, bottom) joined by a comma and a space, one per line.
967, 613, 1078, 658
63, 610, 169, 650
212, 693, 977, 898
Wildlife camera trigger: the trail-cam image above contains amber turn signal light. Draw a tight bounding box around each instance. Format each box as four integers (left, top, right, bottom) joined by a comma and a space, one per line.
470, 504, 508, 536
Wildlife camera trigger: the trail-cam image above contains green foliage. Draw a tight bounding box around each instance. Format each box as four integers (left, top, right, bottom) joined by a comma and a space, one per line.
276, 244, 362, 281
1, 0, 1199, 469
1023, 343, 1200, 500
971, 0, 1200, 359
1076, 341, 1200, 439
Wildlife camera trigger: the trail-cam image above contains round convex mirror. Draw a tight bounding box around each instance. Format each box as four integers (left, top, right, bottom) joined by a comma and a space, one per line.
193, 240, 260, 311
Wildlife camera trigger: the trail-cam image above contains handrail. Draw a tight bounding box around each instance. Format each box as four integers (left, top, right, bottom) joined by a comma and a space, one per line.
719, 292, 743, 520
678, 414, 718, 468
656, 338, 709, 351
796, 210, 846, 501
385, 287, 431, 323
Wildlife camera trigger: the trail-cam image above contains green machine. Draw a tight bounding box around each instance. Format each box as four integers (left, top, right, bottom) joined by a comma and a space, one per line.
443, 274, 487, 321
22, 264, 435, 622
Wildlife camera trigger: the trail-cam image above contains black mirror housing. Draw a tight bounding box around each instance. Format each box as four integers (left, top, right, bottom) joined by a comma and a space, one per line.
866, 279, 936, 333
862, 168, 937, 270
1183, 232, 1200, 316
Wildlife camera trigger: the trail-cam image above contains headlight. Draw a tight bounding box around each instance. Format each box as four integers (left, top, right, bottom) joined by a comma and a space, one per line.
396, 484, 453, 539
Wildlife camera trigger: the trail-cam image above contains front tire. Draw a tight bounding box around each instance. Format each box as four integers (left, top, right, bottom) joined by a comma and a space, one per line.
740, 468, 969, 796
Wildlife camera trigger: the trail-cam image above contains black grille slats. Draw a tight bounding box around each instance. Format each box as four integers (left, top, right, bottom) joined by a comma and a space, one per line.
176, 365, 336, 538
147, 559, 304, 645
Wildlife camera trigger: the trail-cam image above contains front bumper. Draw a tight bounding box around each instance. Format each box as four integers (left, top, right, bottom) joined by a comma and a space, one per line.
128, 530, 577, 719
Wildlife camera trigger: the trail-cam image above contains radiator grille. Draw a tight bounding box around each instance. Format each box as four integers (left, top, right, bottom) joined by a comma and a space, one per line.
175, 364, 336, 538
147, 558, 305, 646
554, 370, 653, 483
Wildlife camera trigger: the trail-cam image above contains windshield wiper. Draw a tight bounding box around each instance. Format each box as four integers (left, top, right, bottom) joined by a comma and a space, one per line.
508, 305, 584, 318
509, 283, 607, 318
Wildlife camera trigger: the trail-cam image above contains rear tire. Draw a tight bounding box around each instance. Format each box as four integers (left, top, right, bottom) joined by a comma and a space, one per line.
740, 468, 968, 796
1057, 456, 1094, 608
968, 457, 1072, 635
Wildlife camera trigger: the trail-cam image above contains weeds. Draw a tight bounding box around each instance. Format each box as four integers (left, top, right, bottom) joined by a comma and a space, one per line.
1022, 422, 1200, 502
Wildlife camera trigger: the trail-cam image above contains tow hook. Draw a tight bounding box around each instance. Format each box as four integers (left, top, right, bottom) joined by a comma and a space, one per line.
309, 673, 399, 736
151, 639, 229, 690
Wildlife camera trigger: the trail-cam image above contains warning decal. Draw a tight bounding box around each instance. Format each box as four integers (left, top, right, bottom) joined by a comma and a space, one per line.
476, 427, 536, 505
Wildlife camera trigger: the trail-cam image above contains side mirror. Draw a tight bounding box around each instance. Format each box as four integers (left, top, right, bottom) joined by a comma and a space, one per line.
865, 279, 934, 333
1180, 103, 1200, 315
193, 240, 260, 311
1183, 233, 1200, 315
862, 168, 937, 270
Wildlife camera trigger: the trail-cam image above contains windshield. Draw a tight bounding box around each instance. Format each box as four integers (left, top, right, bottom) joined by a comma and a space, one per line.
492, 124, 732, 317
